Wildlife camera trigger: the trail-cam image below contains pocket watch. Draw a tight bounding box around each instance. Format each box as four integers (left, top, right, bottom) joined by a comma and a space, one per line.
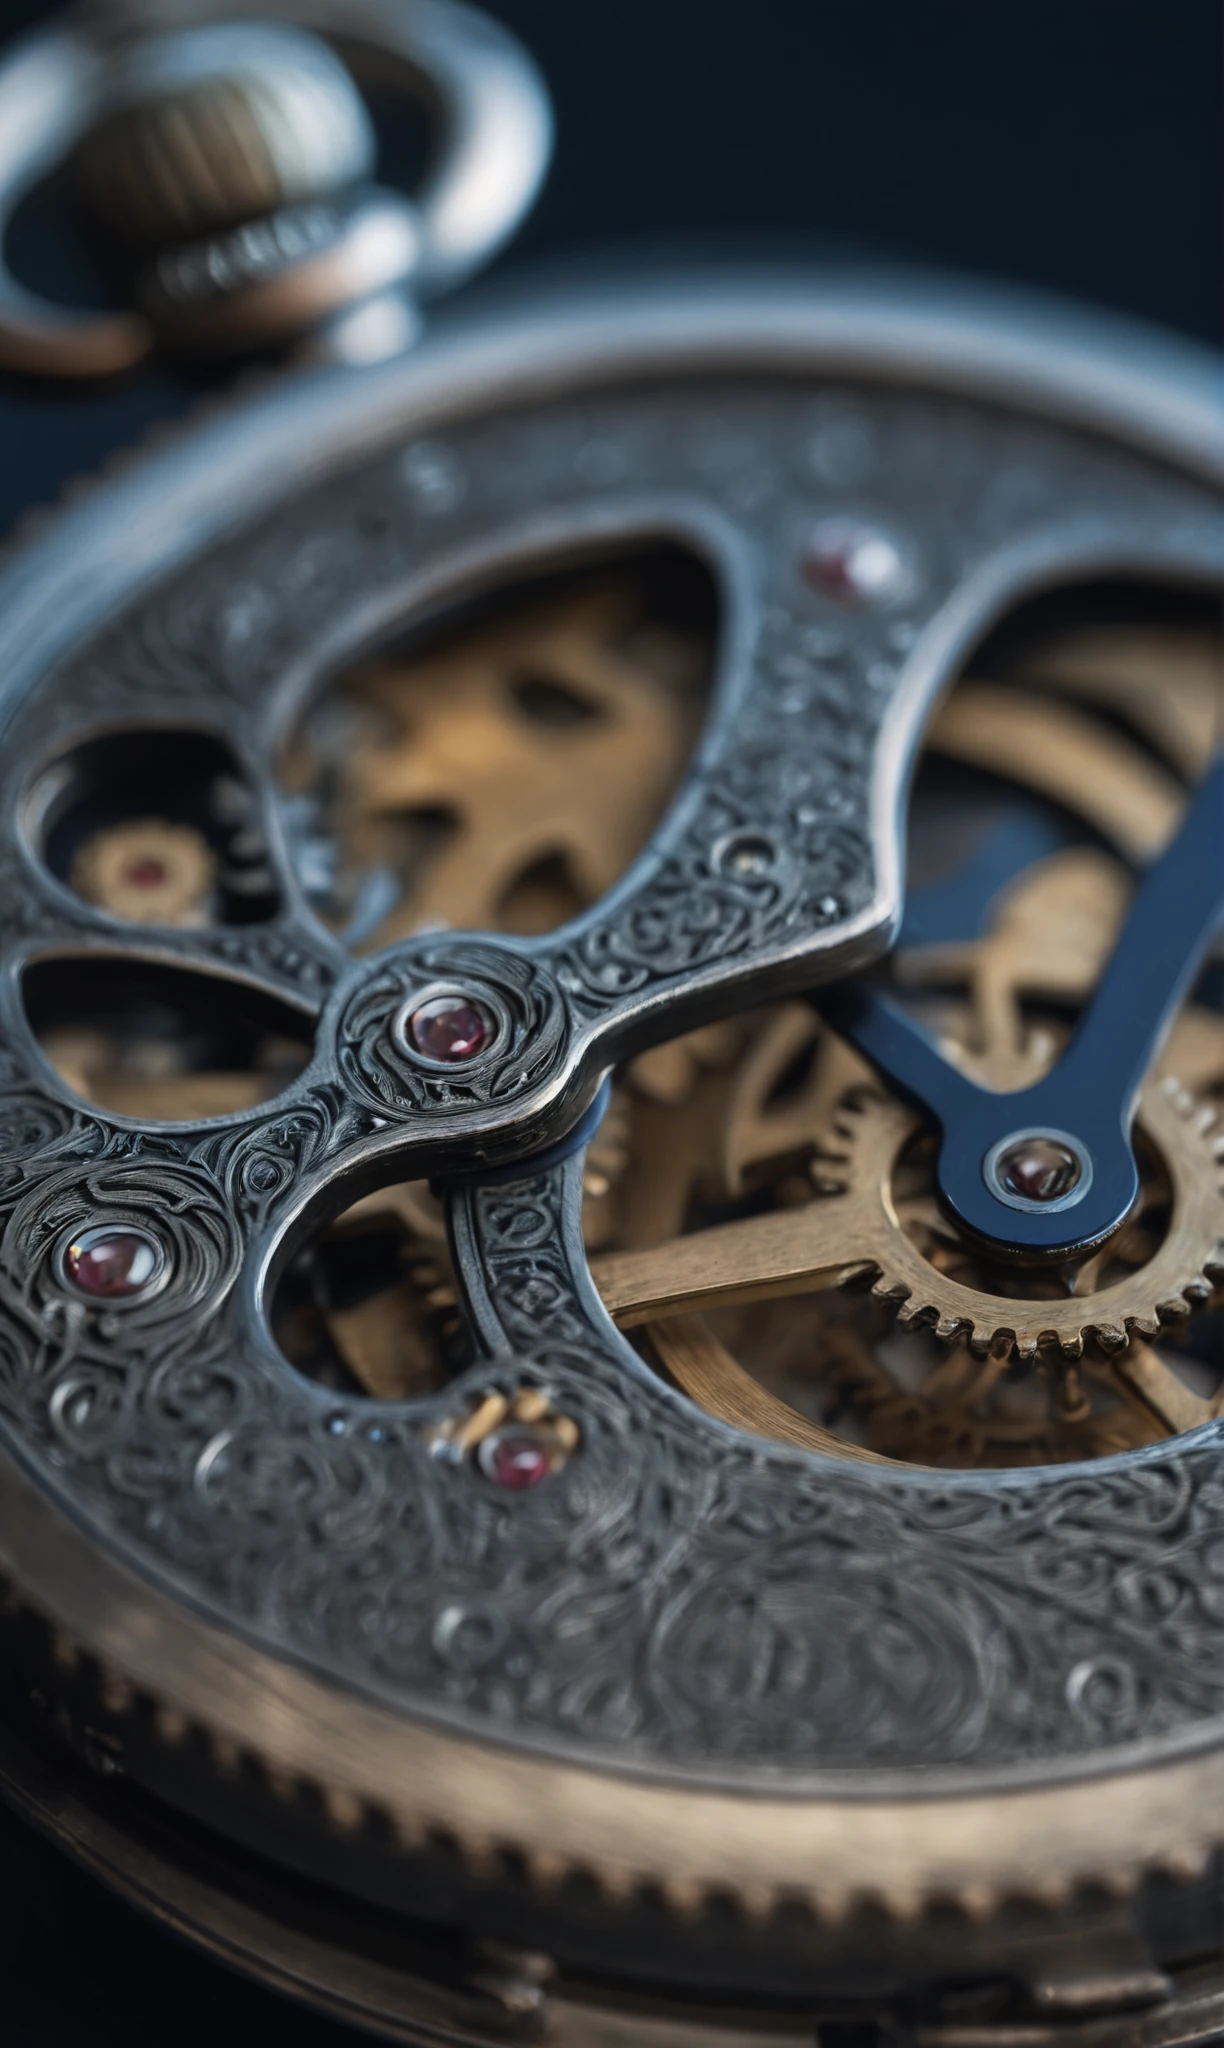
0, 3, 1220, 2041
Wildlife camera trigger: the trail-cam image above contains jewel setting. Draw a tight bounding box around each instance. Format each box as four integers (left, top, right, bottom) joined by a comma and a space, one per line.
981, 1127, 1093, 1217
409, 994, 493, 1062
62, 1225, 164, 1298
802, 517, 911, 606
996, 1135, 1082, 1203
392, 984, 502, 1068
427, 1385, 580, 1485
123, 857, 169, 890
479, 1429, 553, 1489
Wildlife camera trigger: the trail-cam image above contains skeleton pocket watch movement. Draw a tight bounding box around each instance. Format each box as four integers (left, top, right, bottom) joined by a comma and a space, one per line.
0, 2, 1220, 2041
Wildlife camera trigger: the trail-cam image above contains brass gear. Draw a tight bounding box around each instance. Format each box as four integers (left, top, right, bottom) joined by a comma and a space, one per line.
814, 1027, 1224, 1365
284, 573, 707, 947
594, 1006, 1224, 1468
593, 855, 1224, 1464
829, 821, 1224, 1362
282, 583, 1224, 1459
599, 593, 1223, 1464
69, 815, 216, 925
0, 263, 1222, 2037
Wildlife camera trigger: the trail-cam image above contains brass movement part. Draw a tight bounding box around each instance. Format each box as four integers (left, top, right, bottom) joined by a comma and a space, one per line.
602, 1023, 1224, 1466
296, 583, 705, 947
325, 1271, 452, 1402
1021, 622, 1224, 779
597, 1041, 1224, 1357
591, 621, 1224, 1466
13, 1438, 1224, 1936
893, 845, 1131, 1065
69, 817, 217, 926
40, 1055, 269, 1121
426, 1385, 580, 1468
930, 684, 1185, 864
812, 1051, 1224, 1363
311, 1180, 458, 1402
285, 591, 1224, 1440
37, 1026, 301, 1122
648, 1313, 890, 1464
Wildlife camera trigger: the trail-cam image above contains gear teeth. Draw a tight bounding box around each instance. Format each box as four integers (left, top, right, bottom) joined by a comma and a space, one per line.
823, 1048, 1224, 1392
100, 1671, 134, 1714
876, 1884, 925, 1923
1155, 1296, 1192, 1324
828, 1090, 880, 1145
958, 1882, 1002, 1922
894, 1298, 935, 1332
657, 1876, 706, 1917
323, 1786, 366, 1832
837, 1260, 878, 1289
871, 1276, 910, 1307
1161, 1843, 1213, 1883
155, 1704, 189, 1745
811, 1162, 850, 1194
525, 1849, 569, 1890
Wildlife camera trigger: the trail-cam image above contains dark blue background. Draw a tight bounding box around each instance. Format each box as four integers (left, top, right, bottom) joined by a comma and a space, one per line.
0, 0, 1219, 2039
0, 0, 1219, 544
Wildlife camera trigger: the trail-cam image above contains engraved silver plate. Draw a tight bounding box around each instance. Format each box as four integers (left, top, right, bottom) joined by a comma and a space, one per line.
0, 272, 1221, 2038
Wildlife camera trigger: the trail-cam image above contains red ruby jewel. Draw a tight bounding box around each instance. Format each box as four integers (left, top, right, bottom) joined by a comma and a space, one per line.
124, 858, 168, 889
409, 994, 492, 1062
485, 1432, 552, 1490
803, 536, 860, 601
64, 1227, 161, 1298
997, 1136, 1081, 1203
801, 521, 905, 606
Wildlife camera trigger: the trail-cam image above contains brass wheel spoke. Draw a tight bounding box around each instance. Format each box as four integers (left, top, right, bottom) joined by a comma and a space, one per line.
649, 1314, 889, 1463
1109, 1341, 1219, 1437
590, 1197, 865, 1327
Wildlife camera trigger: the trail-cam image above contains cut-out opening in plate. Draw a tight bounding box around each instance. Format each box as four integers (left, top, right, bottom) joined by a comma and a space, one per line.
278, 543, 718, 950
271, 1177, 469, 1400
28, 728, 279, 928
582, 579, 1224, 1468
24, 956, 314, 1122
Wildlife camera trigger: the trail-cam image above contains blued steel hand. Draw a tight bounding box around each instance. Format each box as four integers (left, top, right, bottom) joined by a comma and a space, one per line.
819, 752, 1224, 1258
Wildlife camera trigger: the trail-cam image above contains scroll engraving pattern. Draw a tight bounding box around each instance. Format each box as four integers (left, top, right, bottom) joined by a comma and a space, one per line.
0, 1104, 1220, 1774
0, 383, 1218, 1778
338, 939, 569, 1117
4, 385, 1192, 1023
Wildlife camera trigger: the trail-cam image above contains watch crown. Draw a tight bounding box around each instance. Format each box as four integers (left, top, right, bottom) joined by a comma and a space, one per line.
72, 22, 375, 248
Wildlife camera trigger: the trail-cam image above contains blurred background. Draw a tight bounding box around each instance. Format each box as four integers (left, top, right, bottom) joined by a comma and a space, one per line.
0, 0, 1218, 2039
0, 0, 1219, 540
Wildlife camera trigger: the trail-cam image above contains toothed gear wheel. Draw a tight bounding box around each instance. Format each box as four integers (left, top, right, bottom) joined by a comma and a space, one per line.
818, 1047, 1224, 1362
0, 269, 1222, 2042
